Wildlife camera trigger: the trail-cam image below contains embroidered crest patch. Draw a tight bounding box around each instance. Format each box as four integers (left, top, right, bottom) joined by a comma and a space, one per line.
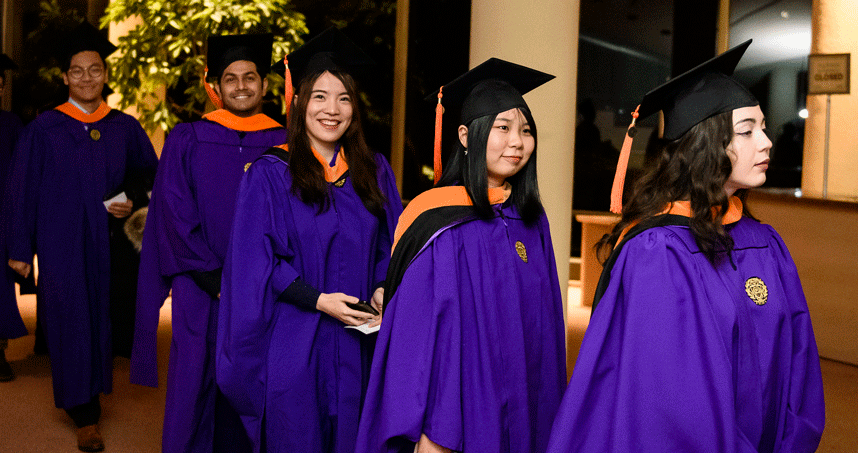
515, 241, 527, 263
745, 277, 768, 306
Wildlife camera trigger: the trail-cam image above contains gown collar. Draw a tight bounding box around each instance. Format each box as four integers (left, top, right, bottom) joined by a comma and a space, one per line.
54, 101, 111, 123
391, 183, 512, 251
616, 196, 744, 245
202, 109, 283, 132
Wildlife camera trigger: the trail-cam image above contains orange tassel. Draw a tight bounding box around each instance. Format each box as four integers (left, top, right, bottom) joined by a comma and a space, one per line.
433, 87, 444, 185
282, 56, 293, 120
203, 65, 223, 109
609, 105, 640, 214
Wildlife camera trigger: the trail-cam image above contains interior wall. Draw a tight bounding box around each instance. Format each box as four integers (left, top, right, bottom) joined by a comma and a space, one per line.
748, 190, 858, 365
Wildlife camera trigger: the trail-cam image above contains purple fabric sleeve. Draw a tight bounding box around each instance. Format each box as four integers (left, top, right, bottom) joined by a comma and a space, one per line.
545, 218, 825, 453
278, 277, 321, 310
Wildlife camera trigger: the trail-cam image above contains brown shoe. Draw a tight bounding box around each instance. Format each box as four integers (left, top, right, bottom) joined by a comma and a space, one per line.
76, 424, 104, 452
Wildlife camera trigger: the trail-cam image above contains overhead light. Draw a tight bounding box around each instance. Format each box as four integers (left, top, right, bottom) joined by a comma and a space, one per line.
781, 10, 789, 19
799, 108, 809, 119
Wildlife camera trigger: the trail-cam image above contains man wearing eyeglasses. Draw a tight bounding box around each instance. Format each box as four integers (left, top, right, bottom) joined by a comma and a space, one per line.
6, 21, 157, 452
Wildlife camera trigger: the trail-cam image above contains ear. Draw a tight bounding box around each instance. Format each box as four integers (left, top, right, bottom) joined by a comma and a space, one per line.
262, 77, 268, 92
213, 82, 222, 98
457, 125, 468, 148
62, 72, 70, 87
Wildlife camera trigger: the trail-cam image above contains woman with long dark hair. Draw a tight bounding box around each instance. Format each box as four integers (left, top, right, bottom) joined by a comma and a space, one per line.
356, 59, 566, 453
216, 28, 402, 452
546, 40, 825, 452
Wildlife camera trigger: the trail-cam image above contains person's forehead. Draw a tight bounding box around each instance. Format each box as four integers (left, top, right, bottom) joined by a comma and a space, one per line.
69, 50, 104, 67
221, 60, 259, 76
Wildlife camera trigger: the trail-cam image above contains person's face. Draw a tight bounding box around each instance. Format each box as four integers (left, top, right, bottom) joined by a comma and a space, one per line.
215, 60, 267, 117
303, 71, 353, 153
459, 107, 535, 188
62, 51, 106, 104
725, 105, 771, 195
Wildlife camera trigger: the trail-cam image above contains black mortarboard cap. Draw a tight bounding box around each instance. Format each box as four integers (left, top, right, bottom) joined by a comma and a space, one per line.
637, 39, 757, 140
207, 33, 274, 79
0, 54, 18, 72
425, 58, 554, 183
609, 39, 758, 213
58, 21, 117, 64
427, 57, 555, 125
271, 27, 374, 88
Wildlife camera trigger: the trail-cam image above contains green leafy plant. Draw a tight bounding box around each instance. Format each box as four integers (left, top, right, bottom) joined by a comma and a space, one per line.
102, 0, 307, 132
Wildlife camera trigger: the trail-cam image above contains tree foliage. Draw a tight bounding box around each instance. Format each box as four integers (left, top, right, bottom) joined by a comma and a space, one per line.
102, 0, 307, 132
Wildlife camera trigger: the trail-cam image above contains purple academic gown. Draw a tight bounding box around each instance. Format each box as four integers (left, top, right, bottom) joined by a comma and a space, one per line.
7, 104, 157, 408
130, 112, 285, 453
0, 110, 26, 340
217, 151, 402, 453
545, 216, 825, 452
356, 195, 567, 453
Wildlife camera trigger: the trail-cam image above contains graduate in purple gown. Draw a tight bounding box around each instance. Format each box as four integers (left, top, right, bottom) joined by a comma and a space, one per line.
356, 59, 566, 453
130, 34, 286, 453
216, 27, 403, 453
0, 53, 26, 382
545, 40, 825, 453
6, 22, 158, 451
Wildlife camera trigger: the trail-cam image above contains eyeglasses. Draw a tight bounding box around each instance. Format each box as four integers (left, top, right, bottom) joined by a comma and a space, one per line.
67, 65, 105, 80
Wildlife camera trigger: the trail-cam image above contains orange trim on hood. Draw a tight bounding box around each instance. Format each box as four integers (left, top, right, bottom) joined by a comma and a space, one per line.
616, 196, 744, 244
392, 184, 511, 250
54, 101, 111, 123
202, 109, 283, 131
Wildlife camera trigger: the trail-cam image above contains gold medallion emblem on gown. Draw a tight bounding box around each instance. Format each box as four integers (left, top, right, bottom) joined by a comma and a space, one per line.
745, 277, 768, 306
515, 241, 527, 263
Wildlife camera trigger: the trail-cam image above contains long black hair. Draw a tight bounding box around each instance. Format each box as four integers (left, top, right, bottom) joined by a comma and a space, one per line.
597, 110, 742, 264
287, 69, 386, 217
436, 106, 543, 223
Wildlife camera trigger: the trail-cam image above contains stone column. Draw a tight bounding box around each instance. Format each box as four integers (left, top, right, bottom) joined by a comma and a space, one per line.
470, 0, 579, 311
803, 0, 858, 198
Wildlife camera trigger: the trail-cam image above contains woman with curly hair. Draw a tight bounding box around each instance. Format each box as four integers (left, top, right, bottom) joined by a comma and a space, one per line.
546, 40, 825, 453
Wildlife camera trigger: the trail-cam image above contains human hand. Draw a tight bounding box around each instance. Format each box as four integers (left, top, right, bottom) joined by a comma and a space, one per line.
107, 199, 134, 218
368, 287, 384, 328
8, 259, 31, 278
316, 292, 377, 326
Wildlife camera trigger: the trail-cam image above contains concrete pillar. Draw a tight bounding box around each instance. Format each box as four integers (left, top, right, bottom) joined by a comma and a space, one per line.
390, 0, 409, 198
803, 0, 858, 198
470, 0, 579, 311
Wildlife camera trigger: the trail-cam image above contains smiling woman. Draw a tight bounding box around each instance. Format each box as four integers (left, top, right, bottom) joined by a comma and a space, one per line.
355, 58, 565, 453
216, 27, 403, 453
303, 71, 354, 159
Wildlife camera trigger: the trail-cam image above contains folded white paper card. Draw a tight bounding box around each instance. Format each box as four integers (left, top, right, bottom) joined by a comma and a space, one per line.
345, 322, 380, 335
103, 191, 128, 209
